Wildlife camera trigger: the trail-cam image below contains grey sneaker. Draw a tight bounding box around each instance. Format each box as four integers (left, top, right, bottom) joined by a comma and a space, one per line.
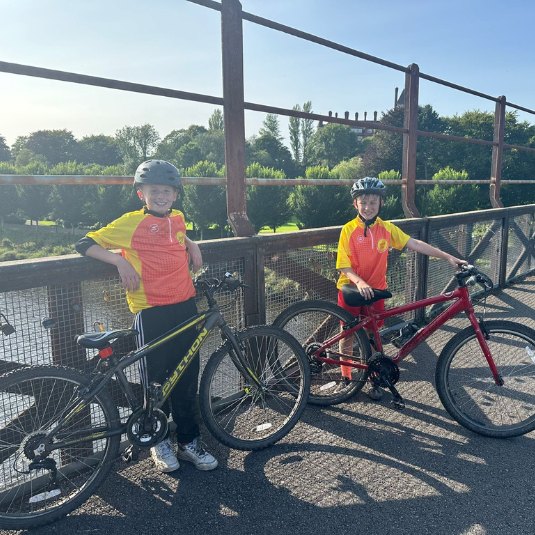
177, 438, 218, 471
150, 439, 180, 473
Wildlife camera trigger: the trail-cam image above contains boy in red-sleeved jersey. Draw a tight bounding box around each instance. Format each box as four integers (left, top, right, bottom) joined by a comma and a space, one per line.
76, 160, 217, 473
336, 177, 464, 397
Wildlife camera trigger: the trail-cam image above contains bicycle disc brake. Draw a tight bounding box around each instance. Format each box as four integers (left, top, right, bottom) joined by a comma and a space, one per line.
126, 408, 168, 447
367, 354, 405, 409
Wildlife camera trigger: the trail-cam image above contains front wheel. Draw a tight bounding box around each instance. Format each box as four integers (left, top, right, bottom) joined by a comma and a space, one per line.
436, 320, 535, 438
0, 365, 121, 530
199, 325, 310, 450
273, 300, 372, 405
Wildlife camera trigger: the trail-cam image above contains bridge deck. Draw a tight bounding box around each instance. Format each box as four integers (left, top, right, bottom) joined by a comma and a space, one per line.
6, 276, 535, 535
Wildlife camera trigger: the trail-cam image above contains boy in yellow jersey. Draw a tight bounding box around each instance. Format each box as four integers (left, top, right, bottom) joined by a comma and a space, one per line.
336, 177, 464, 397
75, 160, 217, 473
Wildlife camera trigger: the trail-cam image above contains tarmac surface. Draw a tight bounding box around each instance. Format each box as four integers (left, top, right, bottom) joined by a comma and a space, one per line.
3, 276, 535, 535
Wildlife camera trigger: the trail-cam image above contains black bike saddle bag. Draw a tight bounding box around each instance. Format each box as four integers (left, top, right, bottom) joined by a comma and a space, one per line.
341, 285, 392, 307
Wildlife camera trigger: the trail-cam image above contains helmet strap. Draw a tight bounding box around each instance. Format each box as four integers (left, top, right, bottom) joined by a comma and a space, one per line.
357, 213, 378, 236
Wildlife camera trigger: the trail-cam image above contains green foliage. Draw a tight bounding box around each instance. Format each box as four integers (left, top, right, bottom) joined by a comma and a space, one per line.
378, 169, 401, 180
246, 163, 290, 233
309, 124, 358, 168
12, 130, 78, 166
77, 135, 122, 166
247, 133, 298, 177
422, 166, 483, 216
0, 223, 85, 260
115, 124, 160, 172
259, 114, 282, 141
183, 160, 227, 239
289, 165, 352, 229
0, 135, 11, 162
208, 109, 224, 132
331, 157, 364, 181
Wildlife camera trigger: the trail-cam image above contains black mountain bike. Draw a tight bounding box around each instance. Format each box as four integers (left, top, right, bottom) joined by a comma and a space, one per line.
0, 274, 310, 529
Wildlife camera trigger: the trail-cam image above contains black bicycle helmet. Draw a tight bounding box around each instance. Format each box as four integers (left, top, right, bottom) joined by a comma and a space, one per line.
134, 160, 181, 188
350, 176, 386, 199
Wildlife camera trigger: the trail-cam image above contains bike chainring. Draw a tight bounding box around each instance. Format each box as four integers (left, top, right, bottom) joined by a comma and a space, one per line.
126, 408, 168, 447
367, 354, 400, 388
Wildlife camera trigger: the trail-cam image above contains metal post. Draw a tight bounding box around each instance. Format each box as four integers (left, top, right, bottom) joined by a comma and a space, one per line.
221, 0, 254, 236
490, 96, 506, 208
401, 63, 420, 218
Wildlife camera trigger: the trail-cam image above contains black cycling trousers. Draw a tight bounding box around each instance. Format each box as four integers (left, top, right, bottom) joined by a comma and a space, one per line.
134, 298, 200, 443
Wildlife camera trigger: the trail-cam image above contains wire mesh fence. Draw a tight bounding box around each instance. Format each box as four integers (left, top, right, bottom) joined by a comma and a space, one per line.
1, 206, 534, 379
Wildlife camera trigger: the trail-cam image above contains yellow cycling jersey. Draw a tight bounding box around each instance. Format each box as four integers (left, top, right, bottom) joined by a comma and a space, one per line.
85, 209, 195, 313
336, 216, 410, 290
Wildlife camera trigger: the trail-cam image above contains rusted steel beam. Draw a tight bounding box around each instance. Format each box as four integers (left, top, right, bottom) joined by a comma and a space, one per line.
490, 96, 506, 208
401, 64, 420, 218
221, 0, 254, 237
0, 60, 223, 106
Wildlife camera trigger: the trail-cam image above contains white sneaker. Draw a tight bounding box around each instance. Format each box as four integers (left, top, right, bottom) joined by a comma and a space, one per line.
150, 439, 180, 473
177, 438, 218, 471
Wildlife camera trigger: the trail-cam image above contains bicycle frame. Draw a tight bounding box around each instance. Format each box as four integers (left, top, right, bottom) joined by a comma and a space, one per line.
315, 284, 502, 385
47, 303, 262, 450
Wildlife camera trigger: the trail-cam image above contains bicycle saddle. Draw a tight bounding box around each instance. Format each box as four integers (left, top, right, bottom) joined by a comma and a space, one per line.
341, 285, 392, 307
76, 329, 138, 349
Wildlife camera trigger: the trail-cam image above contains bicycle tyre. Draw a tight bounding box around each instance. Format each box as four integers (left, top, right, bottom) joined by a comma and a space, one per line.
199, 325, 310, 450
273, 300, 373, 406
0, 365, 121, 529
435, 320, 535, 438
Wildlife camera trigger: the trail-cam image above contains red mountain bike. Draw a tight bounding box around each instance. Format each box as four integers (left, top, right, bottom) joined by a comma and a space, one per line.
274, 264, 535, 438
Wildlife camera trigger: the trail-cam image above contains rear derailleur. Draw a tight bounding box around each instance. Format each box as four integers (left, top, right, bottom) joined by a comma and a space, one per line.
367, 353, 405, 410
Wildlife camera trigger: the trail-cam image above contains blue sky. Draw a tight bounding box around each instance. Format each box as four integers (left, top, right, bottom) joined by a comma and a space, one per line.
1, 0, 534, 147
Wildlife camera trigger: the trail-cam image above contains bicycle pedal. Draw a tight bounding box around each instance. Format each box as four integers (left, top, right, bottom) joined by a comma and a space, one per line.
122, 445, 140, 463
391, 397, 405, 410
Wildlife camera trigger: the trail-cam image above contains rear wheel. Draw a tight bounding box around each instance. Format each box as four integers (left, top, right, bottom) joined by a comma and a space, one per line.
436, 320, 535, 438
0, 366, 121, 529
273, 300, 372, 405
199, 325, 310, 450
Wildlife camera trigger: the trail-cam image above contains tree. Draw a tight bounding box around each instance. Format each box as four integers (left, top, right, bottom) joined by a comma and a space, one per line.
246, 163, 290, 233
289, 105, 301, 162
331, 157, 364, 181
422, 166, 483, 216
247, 133, 298, 177
301, 101, 315, 168
0, 135, 11, 161
289, 166, 352, 229
12, 130, 78, 166
208, 109, 224, 132
77, 135, 122, 166
259, 114, 282, 141
115, 124, 160, 171
17, 185, 51, 225
182, 160, 227, 239
309, 124, 358, 168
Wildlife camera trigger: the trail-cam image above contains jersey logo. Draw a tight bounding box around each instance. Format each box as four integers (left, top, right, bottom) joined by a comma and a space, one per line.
149, 224, 159, 233
377, 238, 389, 253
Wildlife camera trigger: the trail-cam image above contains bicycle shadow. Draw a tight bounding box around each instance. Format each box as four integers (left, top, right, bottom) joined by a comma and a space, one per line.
17, 397, 535, 535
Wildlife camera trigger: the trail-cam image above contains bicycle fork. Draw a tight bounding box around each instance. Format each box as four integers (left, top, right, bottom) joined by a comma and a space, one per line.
466, 313, 504, 386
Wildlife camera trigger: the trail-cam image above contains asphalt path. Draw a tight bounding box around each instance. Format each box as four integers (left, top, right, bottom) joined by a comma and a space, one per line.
3, 276, 535, 535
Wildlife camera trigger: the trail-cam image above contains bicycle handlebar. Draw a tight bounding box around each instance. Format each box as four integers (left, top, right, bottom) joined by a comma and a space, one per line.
456, 264, 494, 291
194, 272, 246, 303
